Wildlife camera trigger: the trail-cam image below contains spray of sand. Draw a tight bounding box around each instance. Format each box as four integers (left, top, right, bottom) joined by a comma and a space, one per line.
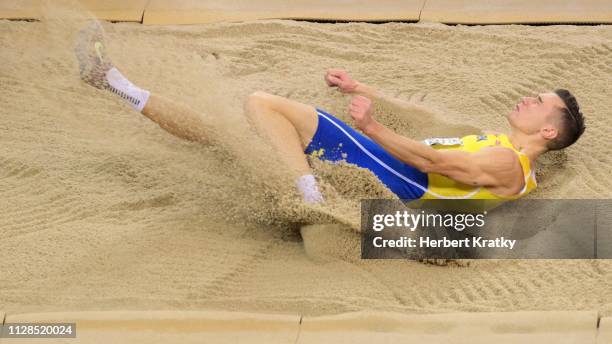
15, 1, 386, 236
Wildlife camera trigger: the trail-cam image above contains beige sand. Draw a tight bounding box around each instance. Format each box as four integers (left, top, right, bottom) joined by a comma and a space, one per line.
1, 3, 612, 322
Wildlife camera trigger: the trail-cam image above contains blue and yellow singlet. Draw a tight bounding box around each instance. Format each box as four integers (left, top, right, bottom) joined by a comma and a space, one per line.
304, 109, 537, 207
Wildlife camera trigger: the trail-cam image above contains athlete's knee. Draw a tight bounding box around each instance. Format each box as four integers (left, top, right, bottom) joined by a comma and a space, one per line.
245, 91, 273, 110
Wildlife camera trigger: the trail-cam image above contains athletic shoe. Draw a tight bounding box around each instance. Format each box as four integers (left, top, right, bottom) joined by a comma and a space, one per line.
74, 21, 114, 90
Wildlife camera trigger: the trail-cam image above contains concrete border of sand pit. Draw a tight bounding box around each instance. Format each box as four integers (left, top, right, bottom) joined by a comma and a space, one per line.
420, 0, 612, 25
0, 0, 148, 22
141, 0, 425, 25
78, 0, 148, 22
0, 311, 301, 344
597, 317, 612, 344
299, 310, 600, 344
4, 0, 612, 25
0, 310, 605, 343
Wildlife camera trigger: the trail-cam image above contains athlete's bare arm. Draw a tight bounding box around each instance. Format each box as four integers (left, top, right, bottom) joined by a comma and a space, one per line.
324, 68, 480, 136
349, 95, 524, 196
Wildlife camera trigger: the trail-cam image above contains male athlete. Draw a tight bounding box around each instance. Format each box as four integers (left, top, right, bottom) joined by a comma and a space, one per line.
76, 22, 585, 206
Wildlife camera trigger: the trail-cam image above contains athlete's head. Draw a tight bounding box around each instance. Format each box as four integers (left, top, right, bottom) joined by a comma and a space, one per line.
507, 89, 585, 151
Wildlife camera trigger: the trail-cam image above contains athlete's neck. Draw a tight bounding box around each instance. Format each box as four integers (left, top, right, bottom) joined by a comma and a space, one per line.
507, 130, 546, 163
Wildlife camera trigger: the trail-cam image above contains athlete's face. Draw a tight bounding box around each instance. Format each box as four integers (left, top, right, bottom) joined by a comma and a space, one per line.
507, 92, 567, 139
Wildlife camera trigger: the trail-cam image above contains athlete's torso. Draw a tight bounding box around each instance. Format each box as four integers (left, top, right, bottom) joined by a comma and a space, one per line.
419, 133, 537, 206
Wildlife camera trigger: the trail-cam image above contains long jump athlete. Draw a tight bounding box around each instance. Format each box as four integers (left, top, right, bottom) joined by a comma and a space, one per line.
76, 22, 585, 207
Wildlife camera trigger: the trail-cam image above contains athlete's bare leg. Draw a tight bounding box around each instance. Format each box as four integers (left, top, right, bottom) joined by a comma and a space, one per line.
244, 91, 318, 178
243, 92, 324, 203
143, 91, 317, 180
140, 90, 324, 202
136, 91, 325, 202
141, 93, 214, 143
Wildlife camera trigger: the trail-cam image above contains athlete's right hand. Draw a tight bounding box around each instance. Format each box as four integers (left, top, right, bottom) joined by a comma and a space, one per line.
349, 95, 376, 134
325, 68, 359, 93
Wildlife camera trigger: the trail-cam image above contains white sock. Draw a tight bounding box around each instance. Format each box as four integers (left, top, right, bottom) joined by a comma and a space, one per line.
105, 67, 150, 112
296, 174, 324, 204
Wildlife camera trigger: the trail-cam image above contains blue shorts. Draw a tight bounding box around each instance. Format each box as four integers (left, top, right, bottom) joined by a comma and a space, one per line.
304, 108, 428, 200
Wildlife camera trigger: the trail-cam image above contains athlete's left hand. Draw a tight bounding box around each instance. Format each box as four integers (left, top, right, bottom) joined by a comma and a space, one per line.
349, 95, 376, 134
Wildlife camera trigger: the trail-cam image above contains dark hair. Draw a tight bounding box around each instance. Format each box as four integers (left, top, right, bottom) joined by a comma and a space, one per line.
547, 89, 586, 151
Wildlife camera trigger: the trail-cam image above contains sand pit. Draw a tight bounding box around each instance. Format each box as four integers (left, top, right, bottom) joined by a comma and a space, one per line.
1, 2, 612, 326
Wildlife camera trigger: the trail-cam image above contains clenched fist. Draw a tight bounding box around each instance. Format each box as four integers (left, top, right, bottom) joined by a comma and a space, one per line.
324, 68, 359, 93
349, 95, 376, 134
